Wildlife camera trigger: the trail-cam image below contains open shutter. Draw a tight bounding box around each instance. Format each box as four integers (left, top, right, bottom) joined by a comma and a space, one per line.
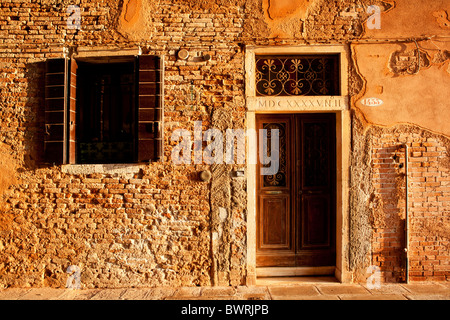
68, 59, 77, 164
44, 58, 68, 165
137, 55, 164, 162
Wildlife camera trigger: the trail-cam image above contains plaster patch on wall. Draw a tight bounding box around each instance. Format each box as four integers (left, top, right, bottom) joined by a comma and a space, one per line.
364, 0, 450, 38
117, 0, 153, 40
433, 10, 450, 29
124, 0, 139, 23
262, 0, 320, 38
266, 0, 313, 20
351, 42, 450, 137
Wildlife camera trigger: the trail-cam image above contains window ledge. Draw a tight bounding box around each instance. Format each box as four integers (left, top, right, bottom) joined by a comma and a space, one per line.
61, 163, 145, 178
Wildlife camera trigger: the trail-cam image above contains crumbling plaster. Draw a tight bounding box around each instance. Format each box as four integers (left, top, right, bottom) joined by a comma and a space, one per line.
352, 41, 450, 137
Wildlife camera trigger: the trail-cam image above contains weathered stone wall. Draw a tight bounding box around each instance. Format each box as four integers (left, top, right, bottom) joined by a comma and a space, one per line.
0, 0, 449, 288
0, 0, 248, 288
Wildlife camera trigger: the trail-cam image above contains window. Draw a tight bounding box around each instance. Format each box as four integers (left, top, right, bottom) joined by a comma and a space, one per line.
44, 55, 164, 165
77, 58, 136, 164
255, 55, 340, 96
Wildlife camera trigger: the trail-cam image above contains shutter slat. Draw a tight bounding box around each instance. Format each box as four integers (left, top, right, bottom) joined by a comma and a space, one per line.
139, 70, 161, 82
45, 111, 65, 124
138, 95, 159, 112
45, 98, 65, 111
45, 124, 65, 140
138, 108, 156, 122
45, 73, 65, 86
45, 85, 66, 98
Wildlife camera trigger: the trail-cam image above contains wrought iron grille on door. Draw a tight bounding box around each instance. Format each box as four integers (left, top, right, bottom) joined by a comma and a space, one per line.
255, 55, 340, 97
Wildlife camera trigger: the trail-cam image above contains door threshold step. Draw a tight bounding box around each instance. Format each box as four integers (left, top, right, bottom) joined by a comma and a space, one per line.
257, 266, 335, 278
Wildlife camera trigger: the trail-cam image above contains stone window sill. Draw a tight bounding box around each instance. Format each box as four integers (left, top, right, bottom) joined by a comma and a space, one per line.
61, 163, 145, 178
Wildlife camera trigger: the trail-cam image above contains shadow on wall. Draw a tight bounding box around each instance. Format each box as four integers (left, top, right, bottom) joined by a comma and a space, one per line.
0, 61, 45, 215
24, 61, 46, 170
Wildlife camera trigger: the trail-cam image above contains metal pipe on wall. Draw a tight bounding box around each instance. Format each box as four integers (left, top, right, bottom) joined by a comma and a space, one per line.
404, 144, 409, 283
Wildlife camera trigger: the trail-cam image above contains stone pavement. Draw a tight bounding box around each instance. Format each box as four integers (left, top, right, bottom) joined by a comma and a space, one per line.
0, 277, 449, 300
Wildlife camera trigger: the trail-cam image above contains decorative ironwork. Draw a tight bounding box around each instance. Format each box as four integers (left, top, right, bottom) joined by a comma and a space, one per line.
263, 122, 287, 187
256, 55, 339, 96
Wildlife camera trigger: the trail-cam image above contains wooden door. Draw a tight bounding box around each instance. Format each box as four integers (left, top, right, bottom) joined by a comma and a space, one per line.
256, 113, 336, 268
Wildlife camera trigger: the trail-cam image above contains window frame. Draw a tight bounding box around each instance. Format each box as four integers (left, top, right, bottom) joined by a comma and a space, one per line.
43, 54, 164, 166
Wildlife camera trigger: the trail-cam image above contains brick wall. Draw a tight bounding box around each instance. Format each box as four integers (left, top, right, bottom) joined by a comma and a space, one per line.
371, 128, 450, 282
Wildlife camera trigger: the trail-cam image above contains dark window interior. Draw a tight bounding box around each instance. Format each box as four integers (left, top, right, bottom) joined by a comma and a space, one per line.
76, 58, 137, 164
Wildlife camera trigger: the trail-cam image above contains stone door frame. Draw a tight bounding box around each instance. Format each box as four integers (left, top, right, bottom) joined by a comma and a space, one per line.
245, 44, 352, 284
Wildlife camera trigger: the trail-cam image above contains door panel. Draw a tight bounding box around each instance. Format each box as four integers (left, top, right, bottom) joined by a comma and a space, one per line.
256, 113, 336, 269
256, 115, 295, 267
260, 195, 290, 249
301, 194, 330, 248
296, 114, 336, 266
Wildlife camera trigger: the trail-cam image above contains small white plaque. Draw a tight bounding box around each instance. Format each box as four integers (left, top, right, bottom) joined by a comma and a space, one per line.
361, 97, 384, 107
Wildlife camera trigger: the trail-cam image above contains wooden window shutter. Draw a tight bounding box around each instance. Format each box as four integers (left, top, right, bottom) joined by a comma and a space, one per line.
44, 58, 77, 165
137, 55, 164, 162
44, 58, 68, 165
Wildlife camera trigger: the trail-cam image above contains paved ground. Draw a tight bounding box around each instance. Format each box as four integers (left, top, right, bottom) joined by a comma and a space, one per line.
0, 277, 449, 300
